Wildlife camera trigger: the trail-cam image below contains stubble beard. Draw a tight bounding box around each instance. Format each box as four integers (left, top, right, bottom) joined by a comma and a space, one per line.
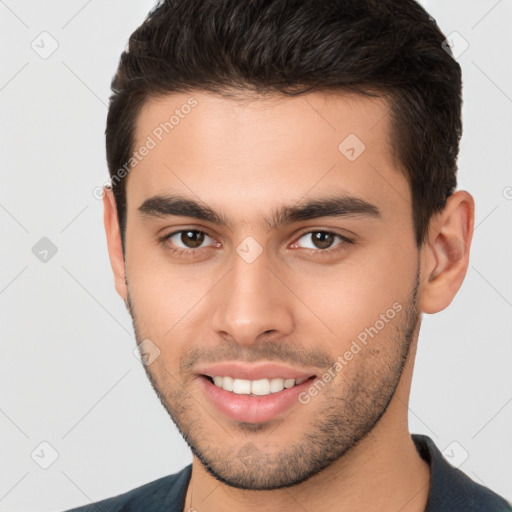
126, 269, 420, 490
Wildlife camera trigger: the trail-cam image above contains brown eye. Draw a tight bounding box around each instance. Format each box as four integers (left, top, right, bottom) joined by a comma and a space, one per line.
311, 232, 336, 249
180, 230, 205, 248
162, 230, 214, 251
296, 231, 345, 251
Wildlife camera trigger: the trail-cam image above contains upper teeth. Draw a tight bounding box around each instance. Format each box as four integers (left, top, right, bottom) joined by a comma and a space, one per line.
212, 376, 308, 395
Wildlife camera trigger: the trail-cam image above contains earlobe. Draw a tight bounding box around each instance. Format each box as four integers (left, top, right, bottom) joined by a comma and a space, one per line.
103, 186, 128, 302
419, 191, 475, 314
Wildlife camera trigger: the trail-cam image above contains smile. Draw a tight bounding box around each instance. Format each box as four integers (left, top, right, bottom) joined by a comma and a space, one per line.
199, 374, 317, 423
207, 376, 309, 396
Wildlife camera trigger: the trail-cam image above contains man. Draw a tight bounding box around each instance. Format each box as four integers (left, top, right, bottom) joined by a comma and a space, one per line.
66, 0, 511, 510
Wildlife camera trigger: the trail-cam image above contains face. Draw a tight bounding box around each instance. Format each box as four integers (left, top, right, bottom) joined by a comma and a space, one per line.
119, 91, 422, 489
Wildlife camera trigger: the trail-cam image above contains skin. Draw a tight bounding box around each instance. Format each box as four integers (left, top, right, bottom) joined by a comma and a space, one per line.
103, 90, 474, 512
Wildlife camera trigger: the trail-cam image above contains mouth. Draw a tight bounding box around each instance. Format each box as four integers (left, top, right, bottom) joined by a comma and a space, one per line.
202, 374, 313, 396
198, 373, 317, 424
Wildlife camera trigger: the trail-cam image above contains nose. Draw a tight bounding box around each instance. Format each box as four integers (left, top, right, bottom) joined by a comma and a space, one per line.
210, 251, 295, 346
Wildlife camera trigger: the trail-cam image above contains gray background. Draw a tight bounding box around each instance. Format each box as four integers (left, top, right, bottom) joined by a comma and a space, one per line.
1, 1, 511, 510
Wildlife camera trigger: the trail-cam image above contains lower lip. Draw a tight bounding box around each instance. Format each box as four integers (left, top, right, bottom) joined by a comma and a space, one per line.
199, 375, 316, 424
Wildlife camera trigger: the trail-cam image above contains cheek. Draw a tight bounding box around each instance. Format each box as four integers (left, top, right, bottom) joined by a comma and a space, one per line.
126, 248, 220, 349
290, 245, 417, 348
129, 273, 199, 333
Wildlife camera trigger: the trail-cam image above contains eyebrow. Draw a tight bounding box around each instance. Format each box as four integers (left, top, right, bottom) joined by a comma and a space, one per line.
138, 193, 382, 229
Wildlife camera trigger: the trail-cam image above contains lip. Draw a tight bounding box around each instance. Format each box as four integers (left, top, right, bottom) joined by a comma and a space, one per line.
199, 374, 317, 423
195, 361, 317, 381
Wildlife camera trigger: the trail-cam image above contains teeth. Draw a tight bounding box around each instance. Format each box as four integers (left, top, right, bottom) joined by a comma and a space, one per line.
284, 378, 295, 388
251, 378, 271, 395
270, 378, 285, 393
232, 378, 251, 394
222, 375, 234, 391
210, 376, 309, 395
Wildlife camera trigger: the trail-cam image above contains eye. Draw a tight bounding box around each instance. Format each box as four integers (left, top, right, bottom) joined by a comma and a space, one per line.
159, 229, 217, 254
158, 228, 352, 258
292, 230, 352, 253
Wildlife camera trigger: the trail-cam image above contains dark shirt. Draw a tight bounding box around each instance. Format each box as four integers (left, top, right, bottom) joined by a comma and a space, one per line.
64, 434, 511, 511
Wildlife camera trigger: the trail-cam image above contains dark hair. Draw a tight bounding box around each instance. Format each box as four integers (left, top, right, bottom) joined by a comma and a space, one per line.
106, 0, 462, 254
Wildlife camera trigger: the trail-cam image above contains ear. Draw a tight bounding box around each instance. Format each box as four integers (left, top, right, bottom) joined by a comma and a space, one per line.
103, 186, 128, 302
419, 190, 475, 314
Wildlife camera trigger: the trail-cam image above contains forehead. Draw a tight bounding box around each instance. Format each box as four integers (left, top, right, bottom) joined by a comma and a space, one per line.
126, 90, 410, 223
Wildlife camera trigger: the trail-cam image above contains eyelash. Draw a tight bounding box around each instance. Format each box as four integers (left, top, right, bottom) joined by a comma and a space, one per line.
157, 229, 353, 258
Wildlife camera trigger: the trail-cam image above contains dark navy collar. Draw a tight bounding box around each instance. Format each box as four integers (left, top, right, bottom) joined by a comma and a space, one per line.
412, 434, 511, 511
162, 435, 511, 511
